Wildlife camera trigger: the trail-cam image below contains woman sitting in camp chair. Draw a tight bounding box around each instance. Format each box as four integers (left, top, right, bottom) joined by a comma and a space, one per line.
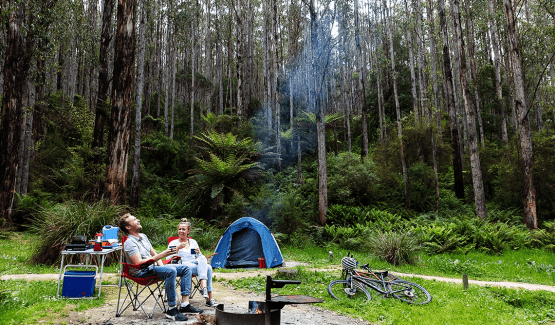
168, 218, 216, 307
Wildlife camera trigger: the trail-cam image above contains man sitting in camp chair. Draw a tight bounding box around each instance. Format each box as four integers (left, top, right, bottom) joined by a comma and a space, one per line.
118, 213, 204, 321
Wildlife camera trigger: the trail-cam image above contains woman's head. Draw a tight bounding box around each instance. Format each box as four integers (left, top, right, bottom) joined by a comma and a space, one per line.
177, 218, 191, 238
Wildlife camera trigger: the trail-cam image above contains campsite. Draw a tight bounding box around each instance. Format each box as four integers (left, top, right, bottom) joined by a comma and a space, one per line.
0, 0, 554, 323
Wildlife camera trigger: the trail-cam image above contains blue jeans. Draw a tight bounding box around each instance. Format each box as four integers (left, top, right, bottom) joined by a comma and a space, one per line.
183, 255, 213, 292
136, 264, 191, 307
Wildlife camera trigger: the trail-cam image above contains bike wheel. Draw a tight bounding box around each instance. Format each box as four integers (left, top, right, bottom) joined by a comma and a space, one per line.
389, 280, 432, 305
328, 280, 372, 301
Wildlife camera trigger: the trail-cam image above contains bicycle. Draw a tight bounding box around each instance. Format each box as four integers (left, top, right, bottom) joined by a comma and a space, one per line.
327, 254, 432, 305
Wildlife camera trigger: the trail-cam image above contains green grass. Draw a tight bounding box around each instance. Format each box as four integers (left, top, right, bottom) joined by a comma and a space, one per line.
0, 279, 106, 325
225, 269, 555, 325
281, 244, 555, 285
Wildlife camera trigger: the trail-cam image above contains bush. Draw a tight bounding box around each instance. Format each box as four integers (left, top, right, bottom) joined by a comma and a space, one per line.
366, 230, 420, 266
30, 200, 125, 265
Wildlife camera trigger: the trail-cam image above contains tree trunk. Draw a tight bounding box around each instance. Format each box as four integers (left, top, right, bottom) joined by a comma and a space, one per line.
0, 1, 26, 226
130, 0, 146, 209
427, 0, 441, 134
385, 0, 410, 210
451, 0, 487, 219
272, 0, 281, 170
438, 0, 465, 200
92, 0, 115, 197
404, 0, 419, 122
190, 14, 196, 145
104, 0, 136, 205
355, 0, 368, 157
488, 0, 508, 145
502, 0, 537, 229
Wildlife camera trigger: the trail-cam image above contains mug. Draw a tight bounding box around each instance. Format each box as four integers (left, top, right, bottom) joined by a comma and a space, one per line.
169, 246, 176, 252
191, 248, 196, 254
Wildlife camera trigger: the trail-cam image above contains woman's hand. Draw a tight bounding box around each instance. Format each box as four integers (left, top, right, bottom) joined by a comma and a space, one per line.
177, 241, 188, 250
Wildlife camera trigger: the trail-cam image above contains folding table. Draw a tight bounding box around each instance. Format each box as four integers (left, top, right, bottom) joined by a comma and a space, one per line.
56, 245, 121, 299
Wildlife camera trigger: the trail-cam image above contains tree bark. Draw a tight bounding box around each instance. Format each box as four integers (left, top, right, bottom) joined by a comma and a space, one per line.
502, 0, 537, 229
488, 0, 508, 145
385, 0, 410, 210
130, 0, 146, 209
355, 0, 368, 157
451, 0, 487, 219
438, 0, 465, 200
104, 0, 136, 205
0, 1, 26, 226
427, 0, 441, 134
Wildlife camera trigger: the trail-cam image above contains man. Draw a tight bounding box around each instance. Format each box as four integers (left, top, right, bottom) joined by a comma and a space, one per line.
118, 213, 204, 321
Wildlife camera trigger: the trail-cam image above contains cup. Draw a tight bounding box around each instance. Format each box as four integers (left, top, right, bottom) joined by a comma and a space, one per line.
191, 248, 196, 255
169, 246, 176, 252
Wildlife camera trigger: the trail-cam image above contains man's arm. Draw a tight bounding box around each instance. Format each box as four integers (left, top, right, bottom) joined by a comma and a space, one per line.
128, 248, 171, 266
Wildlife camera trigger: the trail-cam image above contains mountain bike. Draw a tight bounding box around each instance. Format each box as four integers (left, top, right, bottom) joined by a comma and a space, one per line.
327, 254, 432, 305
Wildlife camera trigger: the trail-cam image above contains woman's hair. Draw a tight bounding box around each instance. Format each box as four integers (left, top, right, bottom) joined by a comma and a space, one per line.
177, 217, 191, 230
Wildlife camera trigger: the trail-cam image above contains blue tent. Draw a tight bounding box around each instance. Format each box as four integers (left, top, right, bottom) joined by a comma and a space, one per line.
211, 217, 283, 269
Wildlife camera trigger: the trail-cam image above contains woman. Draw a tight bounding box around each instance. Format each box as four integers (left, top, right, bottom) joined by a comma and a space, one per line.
168, 218, 216, 307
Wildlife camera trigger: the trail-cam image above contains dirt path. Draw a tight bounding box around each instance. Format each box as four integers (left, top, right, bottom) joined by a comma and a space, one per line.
2, 265, 554, 324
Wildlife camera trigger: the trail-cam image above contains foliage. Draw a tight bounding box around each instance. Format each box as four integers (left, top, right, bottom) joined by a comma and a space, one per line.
180, 130, 263, 222
29, 200, 125, 265
366, 230, 420, 265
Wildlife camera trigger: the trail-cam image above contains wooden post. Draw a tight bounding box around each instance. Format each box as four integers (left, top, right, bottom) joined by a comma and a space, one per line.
463, 274, 468, 289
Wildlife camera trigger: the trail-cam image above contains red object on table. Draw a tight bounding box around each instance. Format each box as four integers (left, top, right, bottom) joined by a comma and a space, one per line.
93, 233, 103, 251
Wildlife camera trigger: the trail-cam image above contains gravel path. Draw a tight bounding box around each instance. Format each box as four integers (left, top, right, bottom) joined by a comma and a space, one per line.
2, 263, 554, 324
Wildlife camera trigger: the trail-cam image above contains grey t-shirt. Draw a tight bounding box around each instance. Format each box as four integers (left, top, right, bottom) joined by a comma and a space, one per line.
124, 233, 154, 277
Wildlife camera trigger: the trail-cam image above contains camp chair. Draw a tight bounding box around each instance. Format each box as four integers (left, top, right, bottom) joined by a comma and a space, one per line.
167, 236, 202, 299
116, 236, 168, 319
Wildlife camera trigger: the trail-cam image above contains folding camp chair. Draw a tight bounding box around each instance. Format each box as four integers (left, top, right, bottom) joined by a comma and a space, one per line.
116, 236, 167, 319
167, 236, 202, 299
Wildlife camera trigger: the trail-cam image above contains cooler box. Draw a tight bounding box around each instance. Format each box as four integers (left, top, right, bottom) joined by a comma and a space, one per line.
61, 270, 96, 298
102, 225, 119, 245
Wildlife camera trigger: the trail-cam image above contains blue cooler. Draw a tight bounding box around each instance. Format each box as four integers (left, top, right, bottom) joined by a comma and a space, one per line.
102, 225, 119, 245
62, 270, 96, 298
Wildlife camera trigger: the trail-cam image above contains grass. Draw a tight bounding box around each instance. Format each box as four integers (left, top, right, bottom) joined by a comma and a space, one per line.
281, 244, 555, 286
1, 231, 554, 324
225, 269, 555, 325
0, 279, 106, 325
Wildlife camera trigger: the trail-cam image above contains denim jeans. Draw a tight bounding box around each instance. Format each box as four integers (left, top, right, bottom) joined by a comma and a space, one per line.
183, 255, 213, 292
135, 264, 191, 307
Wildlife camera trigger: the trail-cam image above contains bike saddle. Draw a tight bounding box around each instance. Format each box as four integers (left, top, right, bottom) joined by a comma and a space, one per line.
361, 263, 369, 268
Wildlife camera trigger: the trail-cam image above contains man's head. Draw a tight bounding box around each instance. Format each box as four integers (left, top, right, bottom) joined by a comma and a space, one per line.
118, 213, 142, 235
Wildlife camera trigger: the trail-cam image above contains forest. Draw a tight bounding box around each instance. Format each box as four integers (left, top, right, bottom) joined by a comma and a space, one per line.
0, 0, 554, 258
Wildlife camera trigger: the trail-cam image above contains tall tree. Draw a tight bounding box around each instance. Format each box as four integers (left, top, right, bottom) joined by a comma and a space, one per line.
502, 0, 537, 229
385, 0, 410, 210
438, 0, 465, 199
92, 0, 116, 199
130, 0, 147, 209
104, 0, 137, 204
354, 0, 368, 157
451, 0, 487, 219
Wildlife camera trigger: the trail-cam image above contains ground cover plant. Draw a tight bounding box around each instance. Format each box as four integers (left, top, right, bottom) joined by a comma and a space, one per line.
0, 279, 105, 325
224, 269, 555, 325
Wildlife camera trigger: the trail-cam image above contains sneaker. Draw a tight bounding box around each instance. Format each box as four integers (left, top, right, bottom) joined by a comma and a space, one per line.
180, 303, 204, 314
199, 287, 209, 299
165, 307, 188, 321
206, 298, 216, 307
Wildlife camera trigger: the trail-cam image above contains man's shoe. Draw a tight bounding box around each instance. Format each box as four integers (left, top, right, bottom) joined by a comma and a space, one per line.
199, 287, 209, 299
165, 307, 188, 321
180, 304, 204, 314
206, 298, 216, 307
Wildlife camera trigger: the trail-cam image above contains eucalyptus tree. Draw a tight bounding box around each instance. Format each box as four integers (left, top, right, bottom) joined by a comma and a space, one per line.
384, 0, 410, 210
354, 0, 369, 157
438, 0, 464, 200
1, 0, 59, 224
502, 0, 538, 229
104, 0, 136, 205
130, 0, 147, 209
450, 0, 487, 219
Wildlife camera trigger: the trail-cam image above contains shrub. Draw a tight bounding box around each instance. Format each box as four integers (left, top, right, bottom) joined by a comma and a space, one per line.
30, 200, 125, 265
366, 230, 420, 266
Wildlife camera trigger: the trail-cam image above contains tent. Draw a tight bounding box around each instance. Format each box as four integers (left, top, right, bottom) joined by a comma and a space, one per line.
211, 217, 283, 269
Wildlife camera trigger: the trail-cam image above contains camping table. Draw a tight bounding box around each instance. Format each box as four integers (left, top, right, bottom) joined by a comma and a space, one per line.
56, 245, 121, 299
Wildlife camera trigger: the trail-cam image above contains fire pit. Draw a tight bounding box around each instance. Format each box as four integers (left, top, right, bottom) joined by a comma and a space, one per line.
215, 302, 280, 325
215, 275, 323, 325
